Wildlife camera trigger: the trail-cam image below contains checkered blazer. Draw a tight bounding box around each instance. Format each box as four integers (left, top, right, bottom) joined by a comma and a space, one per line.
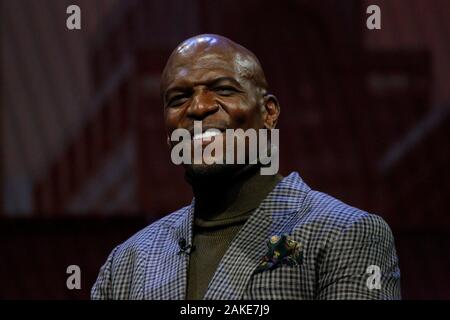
91, 172, 401, 300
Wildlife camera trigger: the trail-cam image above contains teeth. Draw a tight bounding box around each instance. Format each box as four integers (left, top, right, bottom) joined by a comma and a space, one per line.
193, 129, 221, 141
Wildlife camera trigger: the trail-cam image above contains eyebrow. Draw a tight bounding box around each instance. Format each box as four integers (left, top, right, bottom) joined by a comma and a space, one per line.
164, 76, 243, 102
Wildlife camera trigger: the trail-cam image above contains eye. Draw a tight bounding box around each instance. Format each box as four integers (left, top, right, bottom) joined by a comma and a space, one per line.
213, 86, 237, 96
167, 94, 190, 107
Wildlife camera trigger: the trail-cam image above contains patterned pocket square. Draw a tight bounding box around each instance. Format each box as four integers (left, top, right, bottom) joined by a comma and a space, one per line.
255, 234, 303, 273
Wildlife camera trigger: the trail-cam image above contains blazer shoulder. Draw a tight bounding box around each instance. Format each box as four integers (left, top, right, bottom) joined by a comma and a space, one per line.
296, 189, 393, 240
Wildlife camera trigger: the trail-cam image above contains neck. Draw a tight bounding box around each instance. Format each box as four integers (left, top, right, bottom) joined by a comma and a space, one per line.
191, 165, 259, 218
186, 164, 281, 221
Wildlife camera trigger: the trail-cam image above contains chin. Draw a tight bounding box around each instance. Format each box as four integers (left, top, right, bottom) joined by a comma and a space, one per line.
184, 163, 243, 182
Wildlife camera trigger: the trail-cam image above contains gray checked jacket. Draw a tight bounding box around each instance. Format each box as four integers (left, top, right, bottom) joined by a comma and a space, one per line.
91, 172, 401, 299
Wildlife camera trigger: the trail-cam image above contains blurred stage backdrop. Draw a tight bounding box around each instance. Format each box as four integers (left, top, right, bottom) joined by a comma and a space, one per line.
1, 0, 449, 299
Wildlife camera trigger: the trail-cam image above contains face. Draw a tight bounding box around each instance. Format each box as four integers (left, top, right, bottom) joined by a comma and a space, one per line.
161, 37, 277, 178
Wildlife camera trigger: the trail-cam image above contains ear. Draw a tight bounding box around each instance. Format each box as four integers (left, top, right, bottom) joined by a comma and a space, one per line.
262, 94, 280, 129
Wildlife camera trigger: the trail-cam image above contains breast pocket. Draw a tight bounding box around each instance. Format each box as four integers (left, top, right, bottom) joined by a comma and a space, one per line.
244, 264, 314, 300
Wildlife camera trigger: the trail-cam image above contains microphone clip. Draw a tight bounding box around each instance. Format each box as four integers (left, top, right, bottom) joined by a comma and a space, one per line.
177, 238, 194, 255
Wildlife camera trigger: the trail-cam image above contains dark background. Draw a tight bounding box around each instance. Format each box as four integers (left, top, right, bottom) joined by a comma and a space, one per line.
1, 0, 449, 299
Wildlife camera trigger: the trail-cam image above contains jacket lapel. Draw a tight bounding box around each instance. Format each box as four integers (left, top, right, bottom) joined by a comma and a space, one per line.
143, 202, 194, 300
203, 172, 311, 299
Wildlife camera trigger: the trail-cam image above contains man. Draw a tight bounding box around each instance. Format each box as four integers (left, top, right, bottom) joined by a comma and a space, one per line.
91, 34, 401, 300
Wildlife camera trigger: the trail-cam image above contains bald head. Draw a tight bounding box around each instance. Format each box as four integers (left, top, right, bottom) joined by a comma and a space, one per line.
160, 34, 268, 99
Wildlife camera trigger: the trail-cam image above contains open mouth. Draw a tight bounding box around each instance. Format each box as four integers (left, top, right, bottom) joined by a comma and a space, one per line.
192, 129, 223, 141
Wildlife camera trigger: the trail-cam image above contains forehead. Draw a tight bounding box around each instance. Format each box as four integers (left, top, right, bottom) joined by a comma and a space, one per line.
162, 50, 255, 91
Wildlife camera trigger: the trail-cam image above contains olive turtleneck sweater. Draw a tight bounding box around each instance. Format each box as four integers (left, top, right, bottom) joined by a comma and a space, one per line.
186, 166, 283, 299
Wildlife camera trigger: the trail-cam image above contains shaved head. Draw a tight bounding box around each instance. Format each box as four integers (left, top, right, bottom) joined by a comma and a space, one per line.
161, 34, 268, 99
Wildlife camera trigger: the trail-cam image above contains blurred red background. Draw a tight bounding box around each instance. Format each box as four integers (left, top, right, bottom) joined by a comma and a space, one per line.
1, 0, 449, 299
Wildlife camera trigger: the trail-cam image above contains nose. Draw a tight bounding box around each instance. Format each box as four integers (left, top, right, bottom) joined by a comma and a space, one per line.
186, 90, 219, 120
